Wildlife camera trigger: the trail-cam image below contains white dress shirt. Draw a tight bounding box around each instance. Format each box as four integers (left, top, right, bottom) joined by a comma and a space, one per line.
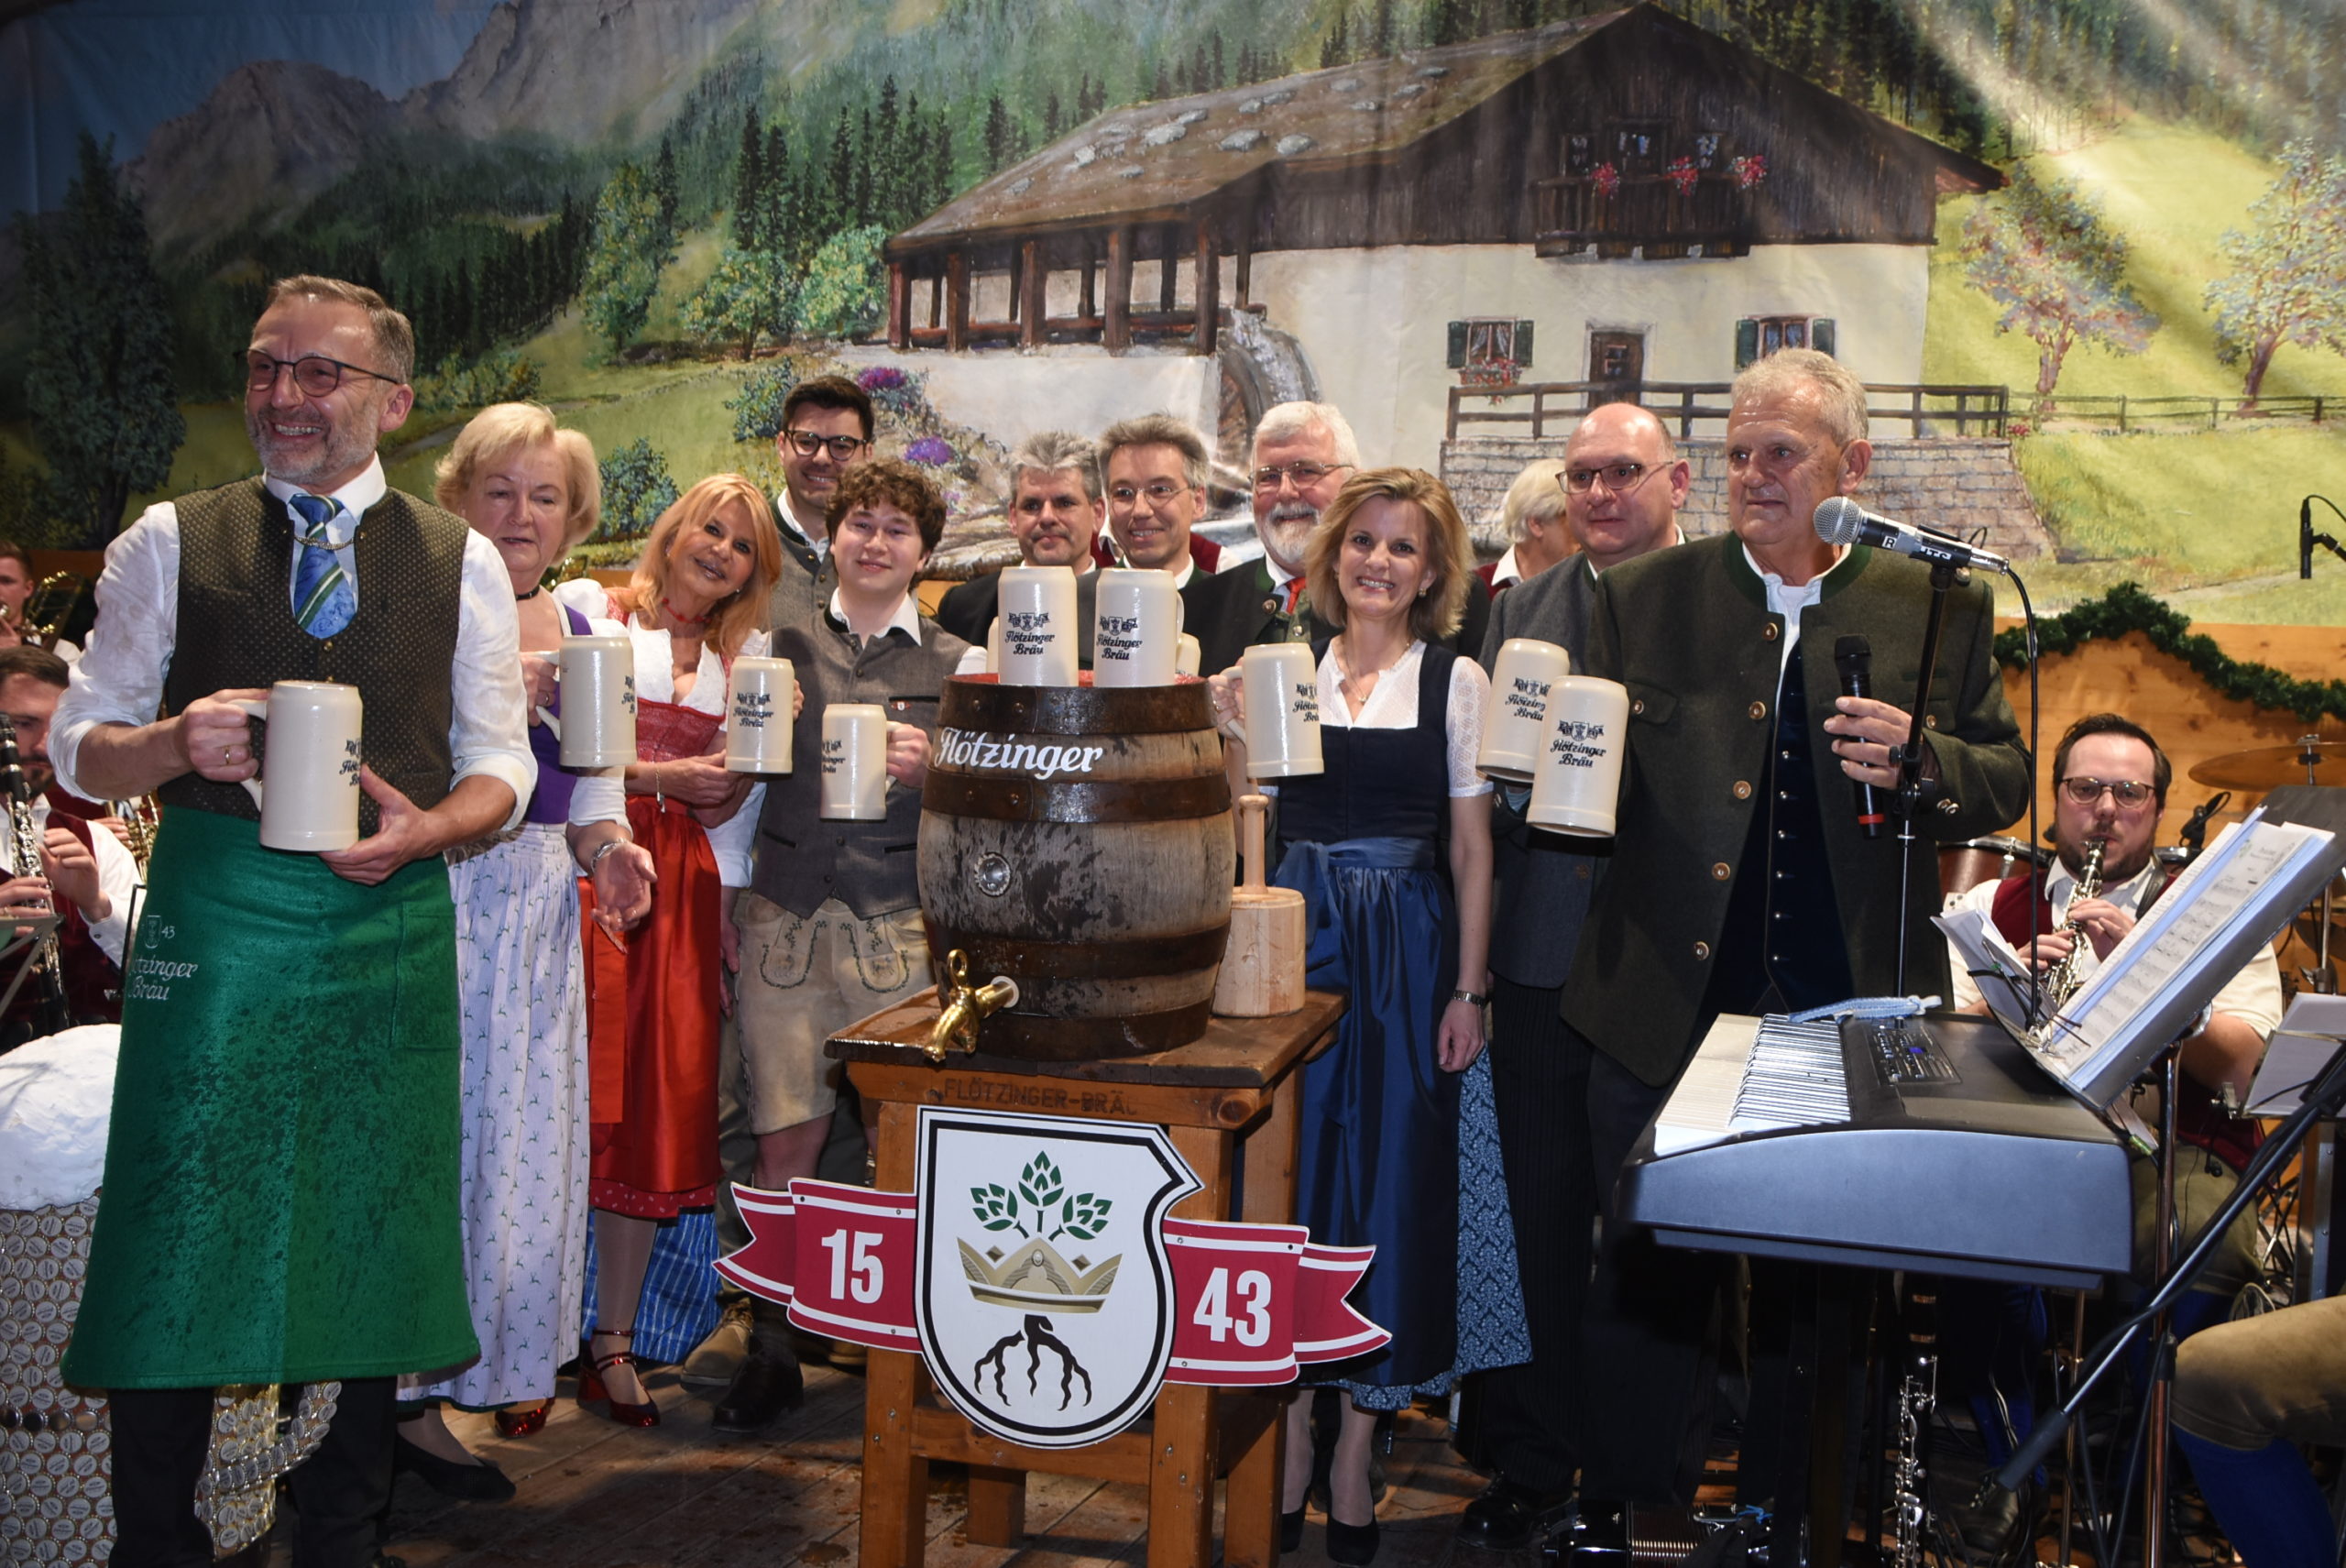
831, 587, 926, 648
2, 798, 140, 966
1744, 542, 1854, 685
778, 493, 831, 562
54, 458, 536, 828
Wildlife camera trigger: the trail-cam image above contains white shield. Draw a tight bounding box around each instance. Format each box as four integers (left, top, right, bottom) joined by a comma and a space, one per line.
915, 1105, 1201, 1448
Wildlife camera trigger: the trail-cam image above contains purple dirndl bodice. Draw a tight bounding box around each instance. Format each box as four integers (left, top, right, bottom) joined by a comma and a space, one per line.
522, 604, 593, 826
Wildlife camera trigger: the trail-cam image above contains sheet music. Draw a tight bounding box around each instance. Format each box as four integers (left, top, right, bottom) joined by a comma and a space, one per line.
2037, 813, 2334, 1093
2055, 815, 2262, 1031
2244, 994, 2346, 1115
1932, 906, 2037, 1037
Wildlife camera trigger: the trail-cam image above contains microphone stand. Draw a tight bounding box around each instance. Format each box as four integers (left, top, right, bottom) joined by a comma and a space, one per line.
2301, 496, 2346, 579
1888, 560, 1961, 992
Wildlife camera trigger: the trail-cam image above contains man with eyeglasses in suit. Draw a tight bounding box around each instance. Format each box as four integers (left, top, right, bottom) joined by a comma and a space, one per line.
767, 374, 876, 630
1095, 414, 1222, 586
1934, 711, 2281, 1558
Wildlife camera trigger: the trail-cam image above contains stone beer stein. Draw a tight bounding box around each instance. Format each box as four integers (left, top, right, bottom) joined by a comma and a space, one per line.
1091, 568, 1182, 687
725, 656, 795, 773
821, 703, 890, 820
1238, 643, 1323, 780
532, 634, 636, 771
996, 565, 1080, 686
1479, 638, 1572, 784
1527, 675, 1630, 837
226, 681, 362, 852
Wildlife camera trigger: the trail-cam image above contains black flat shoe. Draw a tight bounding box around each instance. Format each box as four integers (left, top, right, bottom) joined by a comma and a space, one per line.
1280, 1506, 1306, 1554
391, 1436, 517, 1502
711, 1340, 805, 1432
1953, 1478, 2039, 1565
1457, 1475, 1574, 1551
1326, 1515, 1379, 1566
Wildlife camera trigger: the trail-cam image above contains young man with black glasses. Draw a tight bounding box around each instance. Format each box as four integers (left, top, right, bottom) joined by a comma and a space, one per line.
766, 374, 876, 630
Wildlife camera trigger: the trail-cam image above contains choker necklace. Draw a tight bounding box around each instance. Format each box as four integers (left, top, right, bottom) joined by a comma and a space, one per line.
660, 596, 710, 630
515, 585, 543, 602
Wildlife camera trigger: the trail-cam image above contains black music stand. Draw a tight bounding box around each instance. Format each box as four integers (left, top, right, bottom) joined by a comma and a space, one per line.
1985, 1036, 2346, 1544
0, 912, 61, 1025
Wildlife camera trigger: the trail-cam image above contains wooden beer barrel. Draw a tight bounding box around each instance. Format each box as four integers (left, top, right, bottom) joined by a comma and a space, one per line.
919, 676, 1233, 1058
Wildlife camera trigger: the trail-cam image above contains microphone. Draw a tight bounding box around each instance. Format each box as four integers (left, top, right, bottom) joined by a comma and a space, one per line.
1832, 634, 1885, 839
1814, 497, 2011, 576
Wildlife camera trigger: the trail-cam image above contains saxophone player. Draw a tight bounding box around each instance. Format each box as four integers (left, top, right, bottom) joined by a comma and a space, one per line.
0, 645, 137, 1048
1936, 712, 2282, 1558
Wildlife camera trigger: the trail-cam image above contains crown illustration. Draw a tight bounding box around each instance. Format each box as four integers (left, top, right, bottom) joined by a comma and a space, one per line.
958, 1237, 1121, 1311
963, 1151, 1119, 1310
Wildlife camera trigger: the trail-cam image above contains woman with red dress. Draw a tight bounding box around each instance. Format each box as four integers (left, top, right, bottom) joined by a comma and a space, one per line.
557, 473, 782, 1424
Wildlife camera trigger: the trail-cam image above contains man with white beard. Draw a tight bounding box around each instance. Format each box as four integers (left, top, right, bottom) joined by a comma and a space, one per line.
1189, 400, 1490, 677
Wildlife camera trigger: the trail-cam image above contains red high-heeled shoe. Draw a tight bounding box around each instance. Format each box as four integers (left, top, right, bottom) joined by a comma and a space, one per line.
493, 1402, 549, 1439
580, 1328, 658, 1428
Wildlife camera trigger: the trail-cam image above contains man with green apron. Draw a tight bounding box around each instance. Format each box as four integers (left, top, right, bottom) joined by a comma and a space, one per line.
54, 275, 534, 1568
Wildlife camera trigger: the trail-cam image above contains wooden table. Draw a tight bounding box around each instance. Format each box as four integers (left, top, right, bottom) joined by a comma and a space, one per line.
828, 991, 1344, 1568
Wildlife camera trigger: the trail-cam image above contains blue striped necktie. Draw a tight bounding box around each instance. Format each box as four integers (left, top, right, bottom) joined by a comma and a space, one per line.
288, 492, 356, 638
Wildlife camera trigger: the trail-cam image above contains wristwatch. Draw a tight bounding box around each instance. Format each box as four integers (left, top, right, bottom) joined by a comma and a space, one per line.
1451, 989, 1487, 1007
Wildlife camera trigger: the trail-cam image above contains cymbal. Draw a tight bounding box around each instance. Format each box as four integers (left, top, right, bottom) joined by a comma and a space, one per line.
2188, 740, 2346, 790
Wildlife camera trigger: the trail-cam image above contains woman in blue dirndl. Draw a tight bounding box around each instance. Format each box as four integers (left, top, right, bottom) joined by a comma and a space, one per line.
1211, 467, 1528, 1566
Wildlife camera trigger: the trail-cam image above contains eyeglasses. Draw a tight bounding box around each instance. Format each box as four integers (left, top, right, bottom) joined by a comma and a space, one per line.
1109, 481, 1191, 507
2059, 777, 2156, 809
242, 350, 401, 398
782, 429, 871, 461
1562, 461, 1665, 495
1253, 461, 1350, 491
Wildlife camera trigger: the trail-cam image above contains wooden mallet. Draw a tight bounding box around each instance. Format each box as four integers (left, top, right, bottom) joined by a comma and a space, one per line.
1211, 793, 1306, 1016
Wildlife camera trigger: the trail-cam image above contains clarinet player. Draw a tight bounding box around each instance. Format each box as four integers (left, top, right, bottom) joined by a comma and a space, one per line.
0, 644, 137, 1048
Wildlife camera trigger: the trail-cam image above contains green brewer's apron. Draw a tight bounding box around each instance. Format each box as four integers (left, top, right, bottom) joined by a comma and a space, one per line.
63, 807, 478, 1388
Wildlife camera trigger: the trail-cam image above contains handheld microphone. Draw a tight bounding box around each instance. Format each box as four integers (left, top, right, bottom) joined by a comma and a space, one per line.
1832, 634, 1885, 839
1814, 497, 2011, 576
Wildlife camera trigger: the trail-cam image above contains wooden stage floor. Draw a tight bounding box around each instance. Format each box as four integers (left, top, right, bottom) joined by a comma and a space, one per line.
236, 1354, 2228, 1568
281, 1357, 1524, 1568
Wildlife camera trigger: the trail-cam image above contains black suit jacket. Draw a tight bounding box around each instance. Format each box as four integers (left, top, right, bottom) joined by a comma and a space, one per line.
1477, 558, 1605, 990
1190, 557, 1494, 680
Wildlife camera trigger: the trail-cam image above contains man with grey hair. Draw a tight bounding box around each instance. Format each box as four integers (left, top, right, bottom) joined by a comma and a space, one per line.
1096, 413, 1222, 587
1480, 460, 1572, 593
935, 429, 1109, 653
1556, 349, 2028, 1513
1190, 399, 1488, 675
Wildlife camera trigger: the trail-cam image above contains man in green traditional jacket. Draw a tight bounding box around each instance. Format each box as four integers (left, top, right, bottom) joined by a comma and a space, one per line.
1559, 349, 2031, 1511
55, 276, 533, 1568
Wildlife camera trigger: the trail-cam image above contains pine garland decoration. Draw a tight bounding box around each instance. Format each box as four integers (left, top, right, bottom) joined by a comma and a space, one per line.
1993, 581, 2346, 725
